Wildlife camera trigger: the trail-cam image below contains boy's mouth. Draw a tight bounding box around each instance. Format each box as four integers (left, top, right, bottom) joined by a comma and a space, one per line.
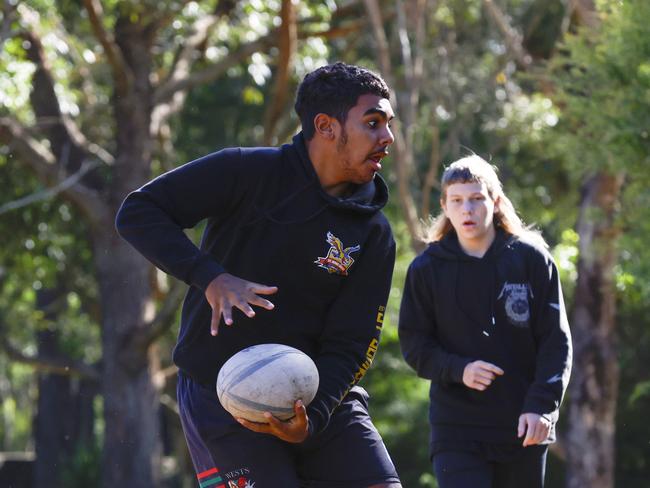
367, 151, 388, 170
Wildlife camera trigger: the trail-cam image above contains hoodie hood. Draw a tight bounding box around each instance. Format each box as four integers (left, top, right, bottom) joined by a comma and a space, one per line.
425, 227, 515, 261
291, 132, 389, 214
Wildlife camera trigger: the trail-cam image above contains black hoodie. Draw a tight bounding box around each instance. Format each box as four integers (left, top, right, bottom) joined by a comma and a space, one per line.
398, 230, 572, 446
115, 133, 396, 437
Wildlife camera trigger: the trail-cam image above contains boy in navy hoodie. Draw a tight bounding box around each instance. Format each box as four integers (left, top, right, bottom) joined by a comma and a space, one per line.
116, 63, 402, 487
398, 155, 572, 488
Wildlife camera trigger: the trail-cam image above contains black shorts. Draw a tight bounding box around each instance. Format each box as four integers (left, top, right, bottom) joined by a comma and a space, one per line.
177, 372, 400, 488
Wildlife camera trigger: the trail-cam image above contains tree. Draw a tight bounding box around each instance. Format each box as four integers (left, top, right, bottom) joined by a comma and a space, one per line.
0, 1, 358, 485
544, 1, 650, 486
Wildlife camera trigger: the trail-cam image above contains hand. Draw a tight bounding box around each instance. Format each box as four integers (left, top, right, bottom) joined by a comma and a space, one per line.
205, 273, 278, 335
462, 360, 504, 391
236, 400, 309, 443
518, 413, 551, 446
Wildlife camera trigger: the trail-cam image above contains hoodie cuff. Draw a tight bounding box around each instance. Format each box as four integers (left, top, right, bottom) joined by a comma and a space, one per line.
188, 256, 226, 292
449, 356, 473, 384
522, 392, 560, 420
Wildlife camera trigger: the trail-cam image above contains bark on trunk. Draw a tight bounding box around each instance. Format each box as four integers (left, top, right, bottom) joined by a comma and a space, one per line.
566, 171, 623, 488
33, 289, 96, 488
95, 229, 161, 488
97, 14, 161, 487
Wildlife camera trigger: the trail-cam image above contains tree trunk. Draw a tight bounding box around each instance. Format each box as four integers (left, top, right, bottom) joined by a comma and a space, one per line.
33, 288, 96, 488
566, 171, 623, 488
95, 229, 161, 488
34, 366, 96, 488
96, 14, 161, 487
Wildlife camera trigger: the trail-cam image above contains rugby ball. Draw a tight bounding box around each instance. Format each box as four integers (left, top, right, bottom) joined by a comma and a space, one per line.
216, 343, 319, 423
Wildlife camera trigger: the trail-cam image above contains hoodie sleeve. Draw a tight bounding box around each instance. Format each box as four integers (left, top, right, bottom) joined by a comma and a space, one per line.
115, 148, 246, 291
398, 257, 472, 384
521, 249, 573, 421
306, 224, 395, 436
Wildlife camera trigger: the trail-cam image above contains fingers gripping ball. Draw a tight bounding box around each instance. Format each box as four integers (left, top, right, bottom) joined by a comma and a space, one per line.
216, 344, 319, 423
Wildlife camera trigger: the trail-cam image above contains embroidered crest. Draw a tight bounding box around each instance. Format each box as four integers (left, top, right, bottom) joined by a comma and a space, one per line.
314, 232, 360, 276
497, 281, 533, 327
224, 468, 253, 488
228, 477, 255, 488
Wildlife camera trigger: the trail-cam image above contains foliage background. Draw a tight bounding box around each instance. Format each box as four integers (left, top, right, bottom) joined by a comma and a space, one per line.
1, 1, 649, 487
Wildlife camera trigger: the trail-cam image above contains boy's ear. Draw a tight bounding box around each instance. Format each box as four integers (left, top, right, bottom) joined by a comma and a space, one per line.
313, 113, 337, 140
440, 198, 447, 215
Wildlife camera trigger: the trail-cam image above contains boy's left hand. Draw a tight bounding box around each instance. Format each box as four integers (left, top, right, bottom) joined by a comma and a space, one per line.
518, 413, 551, 446
237, 400, 309, 444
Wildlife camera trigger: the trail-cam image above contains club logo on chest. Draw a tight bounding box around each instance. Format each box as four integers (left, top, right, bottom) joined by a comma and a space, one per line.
314, 232, 361, 276
497, 281, 533, 327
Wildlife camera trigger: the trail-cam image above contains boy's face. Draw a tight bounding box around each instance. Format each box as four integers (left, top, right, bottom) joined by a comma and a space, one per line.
333, 94, 395, 185
442, 181, 498, 250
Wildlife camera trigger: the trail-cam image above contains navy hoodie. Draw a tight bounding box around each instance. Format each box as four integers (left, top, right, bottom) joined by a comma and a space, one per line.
115, 133, 396, 436
398, 230, 572, 446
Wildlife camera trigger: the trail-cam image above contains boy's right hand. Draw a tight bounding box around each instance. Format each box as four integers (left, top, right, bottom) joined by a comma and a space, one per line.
205, 273, 278, 336
462, 360, 504, 391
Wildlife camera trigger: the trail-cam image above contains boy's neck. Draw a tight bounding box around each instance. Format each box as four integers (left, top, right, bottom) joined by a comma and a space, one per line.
457, 226, 497, 258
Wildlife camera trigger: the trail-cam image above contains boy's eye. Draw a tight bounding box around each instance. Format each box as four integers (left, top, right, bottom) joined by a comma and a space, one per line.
368, 120, 378, 128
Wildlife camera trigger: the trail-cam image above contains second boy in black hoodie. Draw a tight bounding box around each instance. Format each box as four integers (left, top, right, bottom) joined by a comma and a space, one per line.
399, 155, 571, 488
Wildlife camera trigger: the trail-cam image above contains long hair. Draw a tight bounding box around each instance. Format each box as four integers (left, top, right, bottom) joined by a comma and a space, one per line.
423, 155, 547, 248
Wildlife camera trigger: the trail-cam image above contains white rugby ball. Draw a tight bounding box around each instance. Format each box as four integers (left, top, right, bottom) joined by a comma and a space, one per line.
216, 343, 319, 423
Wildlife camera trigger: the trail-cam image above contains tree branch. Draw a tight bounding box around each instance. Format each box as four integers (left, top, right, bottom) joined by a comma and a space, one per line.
146, 0, 194, 35
0, 117, 57, 174
263, 0, 297, 145
0, 159, 102, 215
420, 122, 441, 218
299, 20, 367, 40
1, 342, 100, 380
159, 392, 179, 415
153, 33, 274, 106
396, 0, 418, 128
1, 0, 18, 43
151, 15, 365, 133
0, 117, 111, 229
0, 315, 99, 381
482, 0, 532, 68
143, 280, 187, 348
153, 366, 180, 394
150, 13, 223, 136
363, 0, 394, 84
18, 6, 114, 172
60, 115, 115, 166
568, 0, 599, 29
157, 15, 222, 101
81, 0, 132, 95
20, 20, 114, 189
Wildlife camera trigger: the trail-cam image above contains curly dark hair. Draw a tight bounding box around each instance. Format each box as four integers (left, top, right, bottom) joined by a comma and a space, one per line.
294, 62, 390, 140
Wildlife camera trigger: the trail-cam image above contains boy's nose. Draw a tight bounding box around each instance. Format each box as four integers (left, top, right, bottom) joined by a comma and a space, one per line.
381, 126, 395, 146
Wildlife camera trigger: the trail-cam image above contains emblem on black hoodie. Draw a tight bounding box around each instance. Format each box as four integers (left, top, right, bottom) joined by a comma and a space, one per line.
497, 281, 533, 327
314, 232, 360, 276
